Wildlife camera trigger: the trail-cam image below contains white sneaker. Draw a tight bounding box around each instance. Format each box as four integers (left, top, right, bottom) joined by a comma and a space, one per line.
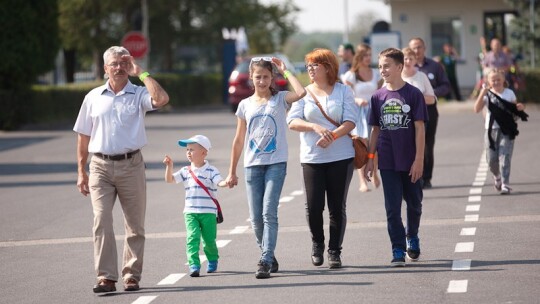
500, 184, 512, 195
493, 176, 502, 191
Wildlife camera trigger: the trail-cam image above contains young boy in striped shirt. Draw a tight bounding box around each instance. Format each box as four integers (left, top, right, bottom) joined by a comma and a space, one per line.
163, 135, 227, 277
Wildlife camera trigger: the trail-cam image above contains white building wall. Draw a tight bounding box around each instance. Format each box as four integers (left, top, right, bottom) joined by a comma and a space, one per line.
388, 0, 512, 89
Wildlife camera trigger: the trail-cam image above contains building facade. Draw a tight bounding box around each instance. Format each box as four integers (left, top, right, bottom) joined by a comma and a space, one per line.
384, 0, 518, 91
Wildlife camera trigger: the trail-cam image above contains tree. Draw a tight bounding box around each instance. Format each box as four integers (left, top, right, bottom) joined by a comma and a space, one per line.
58, 0, 138, 81
0, 0, 60, 129
505, 0, 540, 67
0, 0, 60, 90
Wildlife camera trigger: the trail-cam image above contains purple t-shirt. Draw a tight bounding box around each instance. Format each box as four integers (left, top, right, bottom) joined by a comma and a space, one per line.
369, 83, 428, 172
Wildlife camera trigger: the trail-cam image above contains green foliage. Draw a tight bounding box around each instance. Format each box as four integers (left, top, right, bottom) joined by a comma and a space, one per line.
504, 0, 540, 66
517, 68, 540, 103
0, 0, 60, 90
0, 74, 223, 130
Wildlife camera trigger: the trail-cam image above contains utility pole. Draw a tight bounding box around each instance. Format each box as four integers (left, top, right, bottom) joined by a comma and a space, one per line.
142, 0, 149, 69
343, 0, 349, 43
531, 0, 535, 68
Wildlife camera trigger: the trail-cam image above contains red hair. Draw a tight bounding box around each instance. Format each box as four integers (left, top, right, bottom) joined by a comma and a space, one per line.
305, 48, 339, 85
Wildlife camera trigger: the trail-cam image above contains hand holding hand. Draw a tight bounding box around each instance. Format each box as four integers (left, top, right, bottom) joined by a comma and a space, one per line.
225, 174, 238, 189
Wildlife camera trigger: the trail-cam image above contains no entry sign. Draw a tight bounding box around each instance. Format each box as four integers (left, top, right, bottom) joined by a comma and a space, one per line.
121, 32, 149, 58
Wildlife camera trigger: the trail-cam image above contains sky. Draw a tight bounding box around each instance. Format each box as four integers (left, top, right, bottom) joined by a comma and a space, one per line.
260, 0, 391, 33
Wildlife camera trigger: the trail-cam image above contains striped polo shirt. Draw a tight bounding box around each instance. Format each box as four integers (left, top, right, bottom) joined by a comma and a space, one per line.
172, 161, 223, 214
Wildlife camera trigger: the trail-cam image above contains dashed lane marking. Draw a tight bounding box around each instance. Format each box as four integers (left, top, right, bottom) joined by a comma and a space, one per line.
279, 196, 294, 203
466, 205, 481, 212
290, 190, 304, 196
229, 226, 249, 234
455, 242, 475, 253
460, 227, 477, 236
157, 273, 186, 285
452, 259, 472, 271
131, 296, 158, 304
447, 280, 468, 293
464, 214, 479, 222
469, 188, 483, 195
468, 196, 482, 202
216, 239, 231, 247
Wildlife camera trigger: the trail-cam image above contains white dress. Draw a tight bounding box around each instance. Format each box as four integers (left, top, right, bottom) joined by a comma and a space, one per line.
342, 69, 380, 138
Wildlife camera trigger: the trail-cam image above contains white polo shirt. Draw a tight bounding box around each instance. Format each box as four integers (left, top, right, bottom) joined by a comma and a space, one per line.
73, 80, 154, 155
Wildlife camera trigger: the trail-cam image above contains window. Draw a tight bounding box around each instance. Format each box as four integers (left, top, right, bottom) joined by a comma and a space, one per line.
430, 17, 463, 57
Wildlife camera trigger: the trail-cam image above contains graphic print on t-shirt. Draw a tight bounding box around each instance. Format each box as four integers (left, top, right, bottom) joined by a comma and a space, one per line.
379, 98, 411, 130
248, 113, 277, 155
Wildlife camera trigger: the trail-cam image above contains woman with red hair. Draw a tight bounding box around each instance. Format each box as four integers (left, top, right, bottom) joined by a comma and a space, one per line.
287, 48, 358, 269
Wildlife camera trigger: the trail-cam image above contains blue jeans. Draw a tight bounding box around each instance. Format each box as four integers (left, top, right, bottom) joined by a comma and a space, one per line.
245, 162, 287, 265
380, 170, 423, 252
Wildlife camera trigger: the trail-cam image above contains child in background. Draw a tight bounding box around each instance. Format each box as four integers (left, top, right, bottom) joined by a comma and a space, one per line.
474, 69, 527, 194
163, 135, 227, 277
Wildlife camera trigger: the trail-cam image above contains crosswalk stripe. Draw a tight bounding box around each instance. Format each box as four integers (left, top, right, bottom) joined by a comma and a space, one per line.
157, 273, 186, 285
447, 280, 468, 293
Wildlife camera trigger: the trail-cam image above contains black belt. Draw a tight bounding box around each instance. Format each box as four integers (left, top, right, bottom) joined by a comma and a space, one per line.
94, 149, 140, 161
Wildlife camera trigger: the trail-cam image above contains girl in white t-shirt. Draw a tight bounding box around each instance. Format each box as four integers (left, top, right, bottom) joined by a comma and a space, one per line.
474, 69, 526, 194
225, 57, 306, 279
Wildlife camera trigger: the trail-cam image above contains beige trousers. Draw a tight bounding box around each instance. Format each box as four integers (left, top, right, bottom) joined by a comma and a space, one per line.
89, 152, 146, 283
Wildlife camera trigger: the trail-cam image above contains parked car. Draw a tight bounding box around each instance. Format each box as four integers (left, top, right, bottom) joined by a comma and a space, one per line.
227, 53, 297, 112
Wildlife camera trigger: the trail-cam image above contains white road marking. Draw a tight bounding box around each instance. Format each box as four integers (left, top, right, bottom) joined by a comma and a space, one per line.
447, 280, 468, 293
465, 214, 479, 222
452, 259, 472, 271
468, 196, 482, 202
291, 190, 304, 196
455, 242, 475, 252
469, 188, 482, 195
460, 227, 477, 236
475, 172, 487, 178
466, 205, 481, 212
472, 181, 485, 187
279, 196, 294, 203
229, 226, 249, 234
184, 255, 207, 265
131, 296, 158, 304
216, 240, 231, 247
157, 273, 186, 285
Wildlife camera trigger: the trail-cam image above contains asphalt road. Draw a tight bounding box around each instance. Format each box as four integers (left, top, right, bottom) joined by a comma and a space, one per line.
1, 101, 539, 304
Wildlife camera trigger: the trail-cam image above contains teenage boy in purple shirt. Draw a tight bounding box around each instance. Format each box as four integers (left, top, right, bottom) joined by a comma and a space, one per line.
364, 48, 428, 267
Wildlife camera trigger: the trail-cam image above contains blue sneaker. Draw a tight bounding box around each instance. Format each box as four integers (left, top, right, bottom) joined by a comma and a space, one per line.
207, 260, 218, 273
189, 265, 200, 277
406, 236, 421, 261
391, 248, 406, 267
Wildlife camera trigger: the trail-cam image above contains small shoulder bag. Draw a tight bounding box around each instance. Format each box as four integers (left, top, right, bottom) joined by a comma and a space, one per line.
188, 166, 224, 223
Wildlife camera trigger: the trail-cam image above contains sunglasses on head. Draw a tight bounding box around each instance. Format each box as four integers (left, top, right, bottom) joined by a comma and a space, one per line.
251, 57, 273, 63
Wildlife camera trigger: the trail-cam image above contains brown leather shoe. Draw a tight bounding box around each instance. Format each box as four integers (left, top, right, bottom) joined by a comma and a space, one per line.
124, 278, 140, 291
93, 279, 116, 293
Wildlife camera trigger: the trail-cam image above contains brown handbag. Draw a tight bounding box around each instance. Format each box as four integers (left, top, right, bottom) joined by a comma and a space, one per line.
306, 88, 369, 169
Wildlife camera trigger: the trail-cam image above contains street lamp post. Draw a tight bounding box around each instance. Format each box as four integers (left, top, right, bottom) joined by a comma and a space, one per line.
531, 0, 535, 68
343, 0, 349, 43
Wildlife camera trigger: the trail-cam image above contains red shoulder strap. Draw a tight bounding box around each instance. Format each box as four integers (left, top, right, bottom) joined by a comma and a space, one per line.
188, 166, 222, 212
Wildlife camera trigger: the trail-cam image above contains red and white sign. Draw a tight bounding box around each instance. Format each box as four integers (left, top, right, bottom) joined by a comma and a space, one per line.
121, 31, 149, 58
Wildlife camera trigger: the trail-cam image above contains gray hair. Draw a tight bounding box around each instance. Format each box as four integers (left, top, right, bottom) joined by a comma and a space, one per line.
103, 46, 130, 63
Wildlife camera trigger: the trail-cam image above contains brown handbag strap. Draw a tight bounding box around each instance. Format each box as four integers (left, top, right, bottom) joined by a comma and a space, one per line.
306, 87, 353, 139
